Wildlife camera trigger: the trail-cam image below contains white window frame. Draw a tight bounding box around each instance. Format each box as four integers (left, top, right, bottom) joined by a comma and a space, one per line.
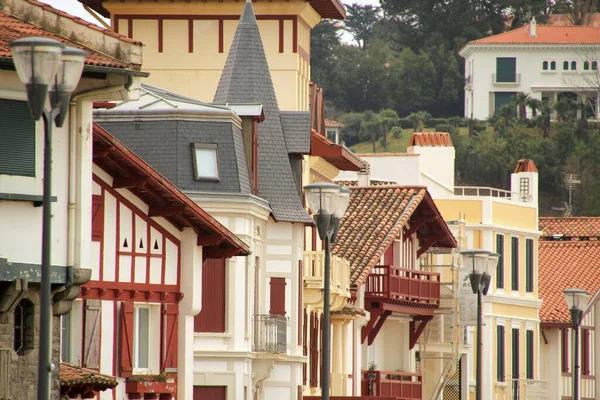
133, 303, 160, 375
192, 143, 219, 181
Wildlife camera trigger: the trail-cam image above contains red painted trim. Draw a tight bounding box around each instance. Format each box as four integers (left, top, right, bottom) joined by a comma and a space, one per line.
128, 18, 133, 39
177, 242, 182, 287
293, 17, 298, 53
218, 19, 224, 53
310, 130, 365, 171
113, 301, 118, 377
158, 19, 163, 53
116, 194, 121, 283
131, 208, 136, 283
279, 19, 284, 53
189, 19, 194, 53
118, 251, 163, 258
146, 214, 152, 286
161, 236, 167, 285
81, 282, 181, 303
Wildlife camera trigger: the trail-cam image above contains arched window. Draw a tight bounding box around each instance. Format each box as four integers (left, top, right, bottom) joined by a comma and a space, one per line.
563, 61, 569, 70
551, 61, 556, 70
543, 61, 548, 70
571, 61, 577, 70
14, 299, 34, 355
584, 61, 590, 70
593, 61, 598, 70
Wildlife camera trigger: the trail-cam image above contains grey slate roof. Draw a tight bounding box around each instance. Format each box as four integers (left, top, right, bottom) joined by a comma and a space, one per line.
280, 111, 311, 154
213, 0, 312, 224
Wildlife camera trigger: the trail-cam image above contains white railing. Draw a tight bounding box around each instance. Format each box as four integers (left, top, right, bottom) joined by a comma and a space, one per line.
492, 72, 521, 84
560, 373, 595, 399
253, 314, 287, 354
303, 251, 351, 297
507, 379, 548, 399
453, 186, 532, 203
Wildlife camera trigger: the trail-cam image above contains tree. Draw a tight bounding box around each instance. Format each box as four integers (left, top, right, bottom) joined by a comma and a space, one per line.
407, 111, 431, 132
514, 92, 530, 120
553, 0, 599, 25
310, 21, 342, 93
378, 109, 400, 149
526, 98, 542, 118
344, 3, 381, 49
360, 110, 382, 152
537, 100, 553, 138
553, 98, 577, 122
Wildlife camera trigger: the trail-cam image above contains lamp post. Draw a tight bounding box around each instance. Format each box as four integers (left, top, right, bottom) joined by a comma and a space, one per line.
461, 250, 499, 400
563, 288, 590, 400
9, 37, 86, 400
304, 183, 351, 400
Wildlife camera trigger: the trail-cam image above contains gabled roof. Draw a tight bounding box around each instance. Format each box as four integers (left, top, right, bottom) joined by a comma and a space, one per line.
60, 363, 117, 396
332, 186, 457, 286
0, 0, 145, 74
311, 129, 365, 171
540, 217, 600, 239
514, 159, 538, 173
467, 25, 600, 45
93, 123, 250, 258
409, 132, 453, 147
213, 0, 312, 224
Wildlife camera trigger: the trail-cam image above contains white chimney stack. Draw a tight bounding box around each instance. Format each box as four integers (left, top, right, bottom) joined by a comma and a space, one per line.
357, 163, 371, 186
529, 17, 537, 38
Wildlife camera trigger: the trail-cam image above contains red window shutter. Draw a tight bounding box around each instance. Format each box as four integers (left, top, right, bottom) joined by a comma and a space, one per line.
194, 258, 226, 333
582, 328, 590, 376
120, 302, 135, 377
561, 328, 569, 373
162, 303, 178, 371
303, 309, 308, 386
91, 194, 104, 242
83, 299, 101, 369
269, 277, 286, 316
309, 312, 319, 387
298, 260, 303, 346
193, 386, 226, 400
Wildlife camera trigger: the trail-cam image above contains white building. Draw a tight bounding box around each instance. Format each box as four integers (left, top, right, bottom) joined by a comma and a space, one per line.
460, 19, 600, 120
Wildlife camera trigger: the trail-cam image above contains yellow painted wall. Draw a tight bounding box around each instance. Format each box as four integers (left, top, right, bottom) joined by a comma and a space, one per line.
435, 199, 482, 224
104, 0, 321, 110
491, 202, 537, 231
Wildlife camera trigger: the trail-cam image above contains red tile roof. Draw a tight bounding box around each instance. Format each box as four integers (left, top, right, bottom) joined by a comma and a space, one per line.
514, 159, 538, 173
332, 186, 457, 286
93, 123, 250, 258
540, 217, 600, 238
469, 25, 600, 45
335, 179, 397, 187
60, 363, 117, 395
0, 0, 142, 70
325, 118, 344, 128
409, 132, 453, 147
539, 240, 600, 323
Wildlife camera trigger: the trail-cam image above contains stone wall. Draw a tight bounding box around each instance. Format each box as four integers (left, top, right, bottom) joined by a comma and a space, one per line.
0, 286, 61, 399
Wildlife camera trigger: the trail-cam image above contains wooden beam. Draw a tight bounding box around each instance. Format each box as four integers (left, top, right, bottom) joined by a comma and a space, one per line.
202, 248, 240, 259
367, 310, 391, 346
409, 316, 432, 349
417, 234, 448, 258
403, 215, 438, 241
361, 308, 383, 344
93, 146, 114, 159
197, 235, 224, 246
113, 176, 149, 189
148, 205, 186, 217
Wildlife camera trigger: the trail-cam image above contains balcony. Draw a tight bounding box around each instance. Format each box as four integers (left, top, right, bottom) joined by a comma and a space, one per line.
365, 266, 440, 309
361, 370, 422, 400
492, 72, 521, 85
303, 251, 351, 311
503, 379, 549, 399
253, 314, 287, 354
454, 186, 531, 203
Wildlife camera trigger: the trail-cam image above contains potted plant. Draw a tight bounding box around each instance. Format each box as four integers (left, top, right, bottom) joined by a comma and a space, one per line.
367, 361, 378, 395
125, 373, 177, 399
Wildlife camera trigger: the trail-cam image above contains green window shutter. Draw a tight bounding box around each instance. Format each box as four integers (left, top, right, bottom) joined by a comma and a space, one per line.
496, 234, 504, 289
512, 328, 520, 378
497, 325, 505, 382
511, 237, 519, 291
526, 239, 534, 292
494, 92, 517, 115
496, 57, 516, 82
0, 99, 35, 176
526, 330, 534, 379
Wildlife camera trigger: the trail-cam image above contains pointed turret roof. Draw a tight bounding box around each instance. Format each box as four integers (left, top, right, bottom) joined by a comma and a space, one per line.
214, 0, 312, 224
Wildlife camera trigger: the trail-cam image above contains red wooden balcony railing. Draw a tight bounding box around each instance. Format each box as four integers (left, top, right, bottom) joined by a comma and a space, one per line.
365, 266, 440, 307
361, 370, 422, 400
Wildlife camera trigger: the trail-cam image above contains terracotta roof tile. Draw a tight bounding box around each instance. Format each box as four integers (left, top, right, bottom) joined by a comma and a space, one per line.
514, 159, 538, 173
60, 363, 117, 392
331, 304, 366, 317
325, 118, 344, 128
469, 25, 600, 45
539, 240, 600, 323
335, 179, 397, 187
408, 132, 453, 147
540, 217, 600, 238
332, 186, 456, 286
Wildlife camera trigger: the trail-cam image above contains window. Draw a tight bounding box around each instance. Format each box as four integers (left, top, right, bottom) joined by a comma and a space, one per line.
593, 61, 598, 70
551, 61, 556, 70
571, 61, 577, 70
542, 61, 548, 70
584, 61, 590, 70
192, 143, 219, 181
511, 237, 519, 291
134, 306, 150, 370
563, 61, 569, 70
194, 258, 226, 333
526, 330, 534, 379
497, 325, 505, 382
520, 177, 530, 202
494, 92, 517, 115
582, 328, 591, 376
526, 239, 534, 292
0, 99, 36, 177
61, 313, 71, 363
496, 57, 517, 82
13, 299, 34, 355
496, 234, 505, 289
270, 277, 287, 316
561, 328, 569, 373
118, 303, 160, 375
512, 328, 520, 379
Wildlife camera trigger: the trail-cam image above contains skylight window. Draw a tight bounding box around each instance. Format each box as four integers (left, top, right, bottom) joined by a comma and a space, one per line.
192, 143, 219, 181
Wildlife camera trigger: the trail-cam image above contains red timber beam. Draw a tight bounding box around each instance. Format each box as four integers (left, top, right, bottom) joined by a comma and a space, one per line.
403, 215, 438, 241
361, 309, 392, 346
202, 248, 241, 259
417, 234, 448, 258
148, 205, 186, 217
197, 235, 224, 246
409, 316, 433, 349
113, 176, 149, 189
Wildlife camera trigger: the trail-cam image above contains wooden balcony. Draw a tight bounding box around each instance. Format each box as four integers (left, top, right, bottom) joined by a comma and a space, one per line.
361, 370, 422, 400
365, 266, 440, 310
303, 251, 351, 311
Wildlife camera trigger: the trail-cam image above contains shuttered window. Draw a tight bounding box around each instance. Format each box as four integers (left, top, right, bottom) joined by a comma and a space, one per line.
561, 328, 569, 373
194, 258, 226, 332
582, 328, 591, 376
496, 57, 517, 82
269, 277, 286, 316
526, 330, 534, 379
494, 92, 517, 115
83, 299, 101, 370
511, 237, 519, 291
526, 239, 534, 292
497, 325, 505, 382
0, 99, 36, 176
91, 194, 104, 242
193, 386, 226, 400
496, 234, 505, 289
512, 328, 520, 379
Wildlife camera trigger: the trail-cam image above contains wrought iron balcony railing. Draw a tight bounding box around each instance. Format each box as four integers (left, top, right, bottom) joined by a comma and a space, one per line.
253, 314, 287, 354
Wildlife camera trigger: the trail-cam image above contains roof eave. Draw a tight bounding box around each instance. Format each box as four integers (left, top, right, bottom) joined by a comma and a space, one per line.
0, 57, 149, 78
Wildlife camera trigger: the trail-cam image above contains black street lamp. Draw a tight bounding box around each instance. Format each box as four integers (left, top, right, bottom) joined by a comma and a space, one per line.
563, 288, 590, 400
304, 182, 351, 400
461, 250, 499, 400
10, 37, 86, 400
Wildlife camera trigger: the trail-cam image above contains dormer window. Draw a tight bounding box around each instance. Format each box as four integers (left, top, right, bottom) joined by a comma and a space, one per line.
192, 143, 219, 181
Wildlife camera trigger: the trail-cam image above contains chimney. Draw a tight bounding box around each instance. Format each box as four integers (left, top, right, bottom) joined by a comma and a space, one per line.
511, 159, 538, 205
357, 162, 371, 186
529, 17, 537, 38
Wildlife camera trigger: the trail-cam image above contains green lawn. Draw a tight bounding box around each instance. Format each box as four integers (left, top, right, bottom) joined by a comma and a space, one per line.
349, 127, 468, 154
